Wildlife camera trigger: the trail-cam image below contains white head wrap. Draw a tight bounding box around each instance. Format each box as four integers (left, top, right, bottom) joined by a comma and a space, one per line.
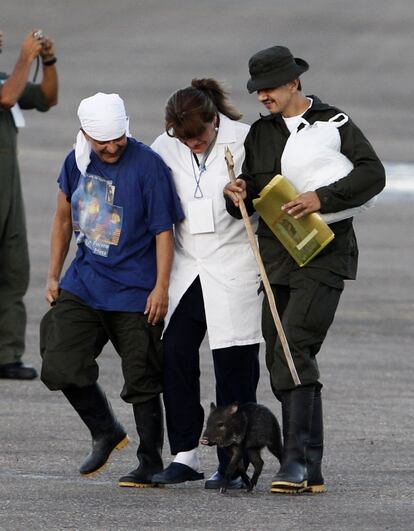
75, 92, 130, 175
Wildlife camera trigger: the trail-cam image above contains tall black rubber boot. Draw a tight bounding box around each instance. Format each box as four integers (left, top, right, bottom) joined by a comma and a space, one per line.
303, 386, 326, 493
279, 390, 290, 464
271, 385, 315, 494
63, 383, 128, 476
118, 396, 164, 488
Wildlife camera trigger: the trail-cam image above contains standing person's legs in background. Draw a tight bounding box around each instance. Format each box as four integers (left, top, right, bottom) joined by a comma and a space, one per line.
0, 174, 36, 380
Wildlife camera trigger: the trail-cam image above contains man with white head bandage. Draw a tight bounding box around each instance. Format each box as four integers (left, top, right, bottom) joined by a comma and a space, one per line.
40, 92, 184, 488
75, 92, 131, 173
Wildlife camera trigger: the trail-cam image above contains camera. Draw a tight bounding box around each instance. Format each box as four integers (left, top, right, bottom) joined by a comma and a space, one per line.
33, 30, 44, 41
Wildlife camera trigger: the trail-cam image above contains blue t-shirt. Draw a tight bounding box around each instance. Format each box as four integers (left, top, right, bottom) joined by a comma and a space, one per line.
58, 138, 184, 312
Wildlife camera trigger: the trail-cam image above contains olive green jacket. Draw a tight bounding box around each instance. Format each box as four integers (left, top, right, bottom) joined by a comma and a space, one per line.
225, 96, 386, 287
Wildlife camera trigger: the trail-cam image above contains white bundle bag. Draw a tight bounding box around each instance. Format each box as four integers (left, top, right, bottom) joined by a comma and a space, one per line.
281, 112, 375, 224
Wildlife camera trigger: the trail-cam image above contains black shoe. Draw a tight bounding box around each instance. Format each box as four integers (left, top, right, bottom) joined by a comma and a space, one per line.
0, 362, 38, 380
204, 470, 245, 490
152, 463, 204, 484
79, 424, 129, 476
119, 466, 161, 488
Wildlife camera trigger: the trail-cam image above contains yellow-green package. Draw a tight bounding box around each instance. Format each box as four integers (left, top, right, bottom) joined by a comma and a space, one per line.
253, 175, 335, 267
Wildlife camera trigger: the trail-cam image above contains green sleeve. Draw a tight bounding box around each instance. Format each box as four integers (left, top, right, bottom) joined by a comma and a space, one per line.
18, 81, 50, 112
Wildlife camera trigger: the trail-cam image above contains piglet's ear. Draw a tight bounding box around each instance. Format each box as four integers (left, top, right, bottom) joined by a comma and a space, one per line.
210, 402, 216, 411
229, 403, 238, 415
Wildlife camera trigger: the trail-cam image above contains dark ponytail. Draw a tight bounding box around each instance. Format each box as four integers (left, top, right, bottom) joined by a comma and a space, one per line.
190, 78, 242, 121
165, 78, 242, 139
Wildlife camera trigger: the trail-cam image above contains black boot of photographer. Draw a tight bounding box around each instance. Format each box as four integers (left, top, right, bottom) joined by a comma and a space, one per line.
63, 383, 128, 476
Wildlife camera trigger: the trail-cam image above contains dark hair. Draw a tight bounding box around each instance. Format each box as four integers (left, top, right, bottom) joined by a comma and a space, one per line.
165, 78, 242, 139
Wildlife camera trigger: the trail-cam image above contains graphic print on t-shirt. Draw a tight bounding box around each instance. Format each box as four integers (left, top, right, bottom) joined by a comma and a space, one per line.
71, 173, 123, 257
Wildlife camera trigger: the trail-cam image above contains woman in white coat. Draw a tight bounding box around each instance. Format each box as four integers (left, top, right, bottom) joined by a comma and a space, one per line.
151, 79, 263, 489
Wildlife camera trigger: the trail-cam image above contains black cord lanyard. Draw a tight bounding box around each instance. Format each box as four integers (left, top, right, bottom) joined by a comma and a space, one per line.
189, 131, 218, 199
191, 153, 206, 198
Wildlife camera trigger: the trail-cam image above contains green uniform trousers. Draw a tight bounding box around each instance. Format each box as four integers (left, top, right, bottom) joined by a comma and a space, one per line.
262, 272, 343, 392
40, 290, 163, 404
0, 153, 29, 365
1, 74, 50, 365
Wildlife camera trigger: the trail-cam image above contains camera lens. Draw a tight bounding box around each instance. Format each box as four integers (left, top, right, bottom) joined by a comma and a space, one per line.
33, 30, 44, 40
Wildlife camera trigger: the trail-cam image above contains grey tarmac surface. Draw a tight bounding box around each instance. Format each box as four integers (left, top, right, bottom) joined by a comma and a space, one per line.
1, 1, 414, 530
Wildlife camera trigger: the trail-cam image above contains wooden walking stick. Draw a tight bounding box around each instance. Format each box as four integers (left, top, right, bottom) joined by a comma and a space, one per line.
224, 147, 301, 386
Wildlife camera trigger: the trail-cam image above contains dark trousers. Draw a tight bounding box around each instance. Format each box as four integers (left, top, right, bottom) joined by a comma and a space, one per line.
40, 290, 163, 404
0, 163, 29, 365
162, 276, 260, 472
262, 273, 342, 393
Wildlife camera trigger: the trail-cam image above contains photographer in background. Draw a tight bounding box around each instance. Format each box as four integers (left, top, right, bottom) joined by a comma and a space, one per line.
0, 29, 58, 380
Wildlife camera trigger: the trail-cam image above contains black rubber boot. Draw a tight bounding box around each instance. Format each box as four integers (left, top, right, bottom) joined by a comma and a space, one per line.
118, 396, 164, 488
303, 386, 326, 493
63, 383, 128, 476
279, 390, 291, 464
271, 385, 315, 494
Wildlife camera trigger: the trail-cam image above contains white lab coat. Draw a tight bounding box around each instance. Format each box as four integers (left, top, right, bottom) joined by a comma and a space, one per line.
151, 114, 263, 349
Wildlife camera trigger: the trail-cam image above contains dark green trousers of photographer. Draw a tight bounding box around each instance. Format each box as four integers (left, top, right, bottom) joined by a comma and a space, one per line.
0, 74, 50, 367
0, 145, 30, 366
